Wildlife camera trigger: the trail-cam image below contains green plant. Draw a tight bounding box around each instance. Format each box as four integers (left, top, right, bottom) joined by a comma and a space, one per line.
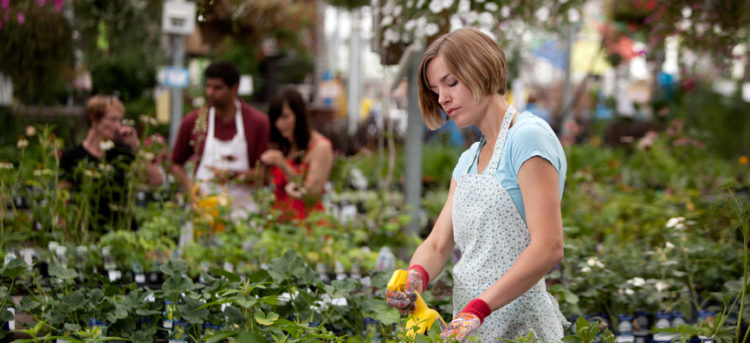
562, 316, 615, 343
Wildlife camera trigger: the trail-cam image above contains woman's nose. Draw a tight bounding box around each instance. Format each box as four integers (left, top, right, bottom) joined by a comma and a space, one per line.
439, 92, 450, 106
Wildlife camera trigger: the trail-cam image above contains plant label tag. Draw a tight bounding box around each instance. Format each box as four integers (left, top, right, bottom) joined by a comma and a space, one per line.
108, 270, 121, 282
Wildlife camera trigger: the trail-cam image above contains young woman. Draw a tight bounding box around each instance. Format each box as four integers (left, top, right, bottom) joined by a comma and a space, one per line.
261, 87, 334, 222
385, 28, 569, 342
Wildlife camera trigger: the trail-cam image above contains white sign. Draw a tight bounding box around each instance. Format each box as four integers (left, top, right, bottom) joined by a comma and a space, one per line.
0, 73, 12, 106
238, 75, 253, 95
162, 0, 196, 35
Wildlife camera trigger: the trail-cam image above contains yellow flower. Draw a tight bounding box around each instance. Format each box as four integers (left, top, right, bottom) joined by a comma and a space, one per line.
740, 156, 748, 165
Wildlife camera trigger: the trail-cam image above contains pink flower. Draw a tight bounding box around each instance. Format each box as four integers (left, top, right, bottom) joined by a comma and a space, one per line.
1, 0, 9, 9
16, 13, 24, 24
53, 0, 64, 12
637, 131, 659, 150
672, 137, 690, 147
37, 0, 46, 6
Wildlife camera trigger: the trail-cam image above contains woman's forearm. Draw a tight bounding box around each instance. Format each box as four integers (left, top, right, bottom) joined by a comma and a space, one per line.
408, 179, 457, 283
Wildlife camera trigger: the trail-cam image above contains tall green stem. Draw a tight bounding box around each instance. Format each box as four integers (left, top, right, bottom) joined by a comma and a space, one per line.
729, 190, 748, 343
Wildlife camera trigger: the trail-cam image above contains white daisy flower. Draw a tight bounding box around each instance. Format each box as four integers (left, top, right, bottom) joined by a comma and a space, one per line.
100, 139, 115, 151
627, 277, 646, 287
666, 217, 686, 230
586, 257, 604, 268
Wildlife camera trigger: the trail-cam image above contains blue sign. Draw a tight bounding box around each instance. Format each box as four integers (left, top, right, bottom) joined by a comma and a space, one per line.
162, 66, 190, 88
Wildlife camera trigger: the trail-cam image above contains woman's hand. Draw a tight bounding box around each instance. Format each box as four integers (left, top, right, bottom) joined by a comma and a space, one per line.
260, 149, 285, 167
385, 268, 425, 315
440, 298, 490, 341
440, 313, 481, 341
117, 126, 139, 150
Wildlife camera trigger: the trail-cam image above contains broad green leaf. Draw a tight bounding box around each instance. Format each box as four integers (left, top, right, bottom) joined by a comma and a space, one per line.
160, 259, 187, 276
236, 330, 267, 343
178, 297, 209, 324
563, 290, 579, 304
60, 292, 85, 312
0, 308, 13, 321
203, 331, 236, 343
233, 296, 257, 309
223, 306, 244, 324
254, 309, 279, 326
105, 303, 128, 323
2, 258, 28, 279
258, 295, 278, 306
48, 262, 80, 282
209, 267, 240, 283
162, 275, 193, 295
63, 322, 81, 332
324, 279, 357, 298
199, 270, 217, 283
104, 285, 121, 297
247, 269, 271, 285
19, 297, 40, 312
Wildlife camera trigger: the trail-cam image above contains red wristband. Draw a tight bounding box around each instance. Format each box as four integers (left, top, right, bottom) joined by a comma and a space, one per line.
461, 299, 491, 324
407, 264, 429, 291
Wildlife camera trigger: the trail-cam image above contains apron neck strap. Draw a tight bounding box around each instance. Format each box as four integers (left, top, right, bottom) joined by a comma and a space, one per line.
207, 99, 244, 138
486, 105, 516, 175
467, 105, 517, 175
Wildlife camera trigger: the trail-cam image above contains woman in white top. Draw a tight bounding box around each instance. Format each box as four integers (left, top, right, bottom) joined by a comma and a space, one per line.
385, 28, 568, 342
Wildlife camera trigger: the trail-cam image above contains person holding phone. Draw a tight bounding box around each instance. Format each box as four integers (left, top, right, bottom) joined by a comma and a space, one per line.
60, 95, 162, 232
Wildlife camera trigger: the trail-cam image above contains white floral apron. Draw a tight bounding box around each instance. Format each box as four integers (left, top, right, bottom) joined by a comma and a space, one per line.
195, 100, 258, 218
452, 106, 567, 342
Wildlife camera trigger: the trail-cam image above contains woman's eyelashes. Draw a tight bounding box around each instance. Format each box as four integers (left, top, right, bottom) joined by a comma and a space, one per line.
448, 80, 458, 87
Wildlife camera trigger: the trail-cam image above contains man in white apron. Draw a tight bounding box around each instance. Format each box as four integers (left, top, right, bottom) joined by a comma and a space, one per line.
170, 61, 270, 219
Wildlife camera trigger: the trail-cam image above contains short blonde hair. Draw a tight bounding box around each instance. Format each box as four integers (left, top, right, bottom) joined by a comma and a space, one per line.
418, 28, 508, 130
85, 95, 124, 126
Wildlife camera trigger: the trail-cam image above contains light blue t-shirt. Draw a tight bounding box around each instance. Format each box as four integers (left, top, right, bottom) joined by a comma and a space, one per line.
451, 111, 567, 221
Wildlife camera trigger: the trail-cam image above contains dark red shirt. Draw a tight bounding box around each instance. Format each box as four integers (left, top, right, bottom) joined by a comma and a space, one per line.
170, 100, 270, 168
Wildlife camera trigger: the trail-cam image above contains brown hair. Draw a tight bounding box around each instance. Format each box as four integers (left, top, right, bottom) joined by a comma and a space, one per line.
267, 87, 312, 155
418, 28, 508, 130
85, 95, 124, 126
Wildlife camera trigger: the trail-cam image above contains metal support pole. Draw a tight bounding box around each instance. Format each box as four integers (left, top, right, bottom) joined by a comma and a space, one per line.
168, 34, 185, 149
559, 25, 576, 139
347, 9, 362, 135
313, 0, 328, 102
404, 46, 423, 237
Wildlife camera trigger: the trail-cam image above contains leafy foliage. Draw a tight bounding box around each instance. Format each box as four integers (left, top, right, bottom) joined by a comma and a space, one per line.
0, 2, 73, 104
